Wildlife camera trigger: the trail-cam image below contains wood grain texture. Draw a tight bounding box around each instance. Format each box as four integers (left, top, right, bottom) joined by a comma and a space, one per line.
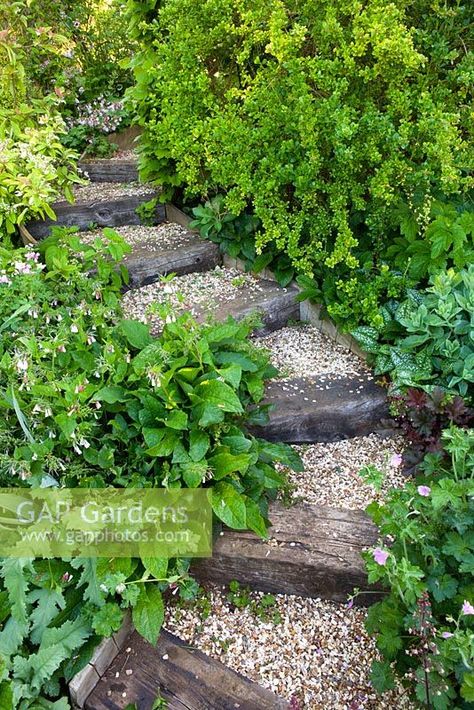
85, 630, 289, 710
26, 195, 165, 238
250, 374, 390, 443
124, 234, 222, 289
193, 502, 379, 603
78, 159, 139, 183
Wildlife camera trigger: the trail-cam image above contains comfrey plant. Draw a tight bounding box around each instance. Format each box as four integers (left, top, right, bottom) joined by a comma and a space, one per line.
0, 230, 301, 707
360, 427, 474, 708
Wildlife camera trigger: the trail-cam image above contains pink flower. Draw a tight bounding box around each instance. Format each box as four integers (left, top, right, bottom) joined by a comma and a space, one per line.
390, 453, 403, 467
373, 548, 389, 566
441, 632, 453, 639
62, 572, 73, 583
417, 485, 431, 497
462, 600, 474, 616
346, 598, 354, 609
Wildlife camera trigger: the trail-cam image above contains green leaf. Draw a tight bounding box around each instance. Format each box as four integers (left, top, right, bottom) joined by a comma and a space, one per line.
370, 660, 396, 693
92, 603, 123, 637
194, 379, 243, 414
211, 482, 247, 530
461, 671, 474, 702
120, 320, 153, 349
140, 557, 168, 580
132, 584, 164, 646
94, 386, 127, 404
245, 498, 268, 538
189, 430, 210, 462
163, 410, 188, 430
0, 681, 12, 710
181, 461, 207, 487
208, 452, 252, 479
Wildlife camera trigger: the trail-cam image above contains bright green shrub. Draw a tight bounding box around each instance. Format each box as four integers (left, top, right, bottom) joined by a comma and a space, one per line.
352, 266, 474, 402
127, 0, 473, 323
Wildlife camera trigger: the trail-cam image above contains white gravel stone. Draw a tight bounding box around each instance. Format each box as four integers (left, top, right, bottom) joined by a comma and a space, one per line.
164, 586, 415, 709
78, 222, 193, 251
282, 434, 407, 510
72, 181, 155, 203
259, 324, 368, 379
122, 266, 266, 331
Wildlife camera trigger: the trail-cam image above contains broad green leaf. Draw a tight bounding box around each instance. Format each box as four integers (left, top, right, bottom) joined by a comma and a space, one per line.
132, 584, 164, 646
120, 319, 153, 349
194, 379, 243, 414
211, 482, 247, 530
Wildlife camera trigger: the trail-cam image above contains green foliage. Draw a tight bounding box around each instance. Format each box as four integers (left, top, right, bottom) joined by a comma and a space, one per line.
0, 105, 80, 242
127, 0, 473, 325
0, 230, 300, 704
352, 267, 474, 401
226, 580, 281, 624
362, 426, 474, 708
387, 201, 474, 282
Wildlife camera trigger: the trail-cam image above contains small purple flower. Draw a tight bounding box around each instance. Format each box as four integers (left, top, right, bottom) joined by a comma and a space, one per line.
417, 485, 431, 497
346, 598, 354, 609
373, 548, 389, 566
390, 453, 403, 467
441, 632, 453, 639
462, 600, 474, 616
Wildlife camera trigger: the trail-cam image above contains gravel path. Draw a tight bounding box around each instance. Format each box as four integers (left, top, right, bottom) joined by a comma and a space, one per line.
259, 324, 368, 379
282, 434, 406, 510
165, 585, 414, 709
77, 222, 193, 250
122, 266, 268, 330
72, 181, 155, 203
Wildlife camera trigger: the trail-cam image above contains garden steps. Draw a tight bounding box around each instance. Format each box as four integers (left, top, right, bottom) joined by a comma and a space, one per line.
121, 268, 301, 336
192, 501, 378, 603
251, 374, 390, 443
84, 628, 290, 710
122, 232, 222, 289
78, 157, 139, 183
25, 184, 163, 239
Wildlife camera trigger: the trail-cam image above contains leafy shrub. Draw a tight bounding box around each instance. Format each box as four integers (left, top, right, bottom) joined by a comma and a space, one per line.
0, 105, 80, 242
62, 97, 130, 157
352, 267, 474, 402
128, 0, 473, 324
0, 231, 300, 706
363, 426, 474, 708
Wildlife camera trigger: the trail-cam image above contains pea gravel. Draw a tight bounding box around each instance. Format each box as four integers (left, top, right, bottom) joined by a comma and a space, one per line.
122, 266, 268, 332
282, 434, 406, 510
76, 222, 193, 251
72, 181, 156, 203
259, 324, 369, 379
164, 586, 415, 709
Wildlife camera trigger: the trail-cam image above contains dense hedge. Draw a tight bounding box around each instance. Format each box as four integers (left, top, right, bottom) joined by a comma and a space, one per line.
127, 0, 473, 325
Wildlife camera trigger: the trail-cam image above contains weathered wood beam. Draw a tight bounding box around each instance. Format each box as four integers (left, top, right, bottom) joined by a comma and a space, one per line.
84, 629, 290, 710
193, 502, 379, 604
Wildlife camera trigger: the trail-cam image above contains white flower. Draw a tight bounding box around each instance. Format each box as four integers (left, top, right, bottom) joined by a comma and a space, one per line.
165, 314, 176, 324
70, 324, 79, 333
115, 583, 126, 594
79, 438, 90, 449
99, 584, 108, 593
16, 358, 28, 372
56, 314, 62, 322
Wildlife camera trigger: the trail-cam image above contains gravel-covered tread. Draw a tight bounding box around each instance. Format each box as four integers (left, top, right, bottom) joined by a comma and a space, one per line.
84, 629, 290, 710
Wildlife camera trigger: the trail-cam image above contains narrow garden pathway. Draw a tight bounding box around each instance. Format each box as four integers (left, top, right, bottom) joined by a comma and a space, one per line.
28, 159, 414, 709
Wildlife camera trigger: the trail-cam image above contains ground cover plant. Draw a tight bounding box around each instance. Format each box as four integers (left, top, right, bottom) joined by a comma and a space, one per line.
362, 426, 474, 708
0, 232, 301, 707
352, 266, 474, 403
127, 0, 473, 328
